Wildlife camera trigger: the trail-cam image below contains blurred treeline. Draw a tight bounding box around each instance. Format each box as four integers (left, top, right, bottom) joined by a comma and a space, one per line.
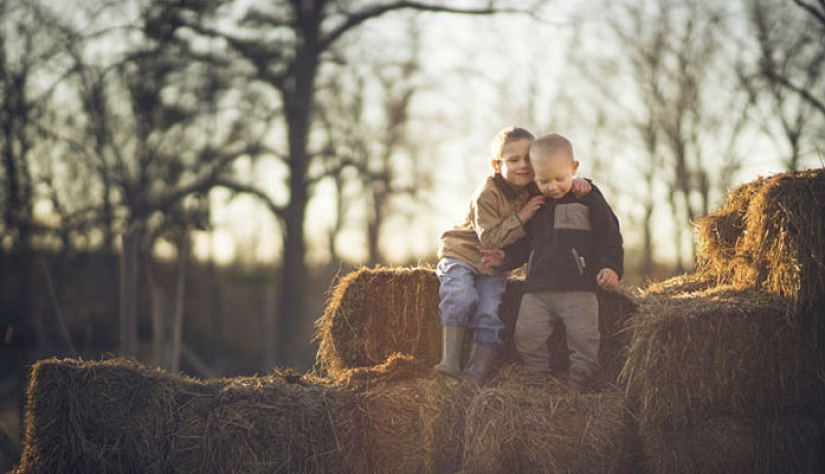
0, 0, 824, 412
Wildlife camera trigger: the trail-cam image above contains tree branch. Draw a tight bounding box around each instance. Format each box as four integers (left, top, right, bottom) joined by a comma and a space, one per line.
320, 1, 528, 51
765, 67, 825, 117
214, 178, 287, 219
792, 0, 825, 28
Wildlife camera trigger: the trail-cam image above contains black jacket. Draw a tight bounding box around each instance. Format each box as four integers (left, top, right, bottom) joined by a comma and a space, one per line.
498, 184, 623, 293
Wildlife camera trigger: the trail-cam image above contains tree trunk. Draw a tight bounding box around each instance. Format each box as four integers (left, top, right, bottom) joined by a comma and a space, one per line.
274, 5, 322, 367
119, 230, 139, 358
169, 236, 187, 373
277, 76, 315, 367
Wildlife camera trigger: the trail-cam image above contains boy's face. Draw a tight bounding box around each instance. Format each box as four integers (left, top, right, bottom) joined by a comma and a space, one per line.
533, 153, 579, 199
492, 139, 534, 188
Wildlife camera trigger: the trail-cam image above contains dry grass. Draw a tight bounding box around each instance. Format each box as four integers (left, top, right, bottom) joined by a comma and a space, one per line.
695, 169, 825, 334
315, 267, 443, 376
462, 365, 639, 474
349, 374, 475, 474
13, 358, 356, 474
695, 178, 767, 284
621, 286, 825, 431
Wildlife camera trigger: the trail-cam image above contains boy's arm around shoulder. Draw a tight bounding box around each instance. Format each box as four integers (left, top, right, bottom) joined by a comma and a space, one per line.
589, 185, 624, 280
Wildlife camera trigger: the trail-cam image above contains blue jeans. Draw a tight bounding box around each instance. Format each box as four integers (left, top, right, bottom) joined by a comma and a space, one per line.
436, 257, 507, 348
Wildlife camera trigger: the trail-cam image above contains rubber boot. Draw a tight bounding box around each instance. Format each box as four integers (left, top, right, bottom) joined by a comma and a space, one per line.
463, 343, 497, 383
434, 326, 465, 376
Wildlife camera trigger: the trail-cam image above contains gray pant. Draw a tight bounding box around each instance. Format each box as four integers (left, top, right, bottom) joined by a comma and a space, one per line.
515, 290, 600, 383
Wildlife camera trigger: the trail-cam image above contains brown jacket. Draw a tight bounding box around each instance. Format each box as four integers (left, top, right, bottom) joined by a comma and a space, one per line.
438, 174, 539, 274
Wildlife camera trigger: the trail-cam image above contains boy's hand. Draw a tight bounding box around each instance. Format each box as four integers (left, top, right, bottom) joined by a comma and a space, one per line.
518, 195, 545, 223
571, 178, 592, 197
478, 246, 505, 273
596, 268, 619, 289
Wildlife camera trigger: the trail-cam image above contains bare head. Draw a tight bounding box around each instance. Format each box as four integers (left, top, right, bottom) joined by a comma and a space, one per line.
490, 126, 535, 189
529, 133, 579, 199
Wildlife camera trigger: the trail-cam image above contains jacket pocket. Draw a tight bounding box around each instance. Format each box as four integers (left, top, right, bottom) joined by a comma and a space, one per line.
553, 203, 592, 231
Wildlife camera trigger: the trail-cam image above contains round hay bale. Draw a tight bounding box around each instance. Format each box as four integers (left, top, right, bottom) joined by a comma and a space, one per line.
694, 169, 825, 327
640, 415, 824, 474
316, 267, 638, 384
198, 370, 355, 474
621, 286, 825, 431
15, 358, 179, 474
737, 169, 825, 303
695, 178, 767, 283
350, 374, 475, 474
315, 267, 442, 376
462, 365, 638, 474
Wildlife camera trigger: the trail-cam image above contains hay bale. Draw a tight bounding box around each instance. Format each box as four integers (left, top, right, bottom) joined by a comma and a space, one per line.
695, 178, 767, 283
15, 358, 180, 474
194, 370, 355, 474
14, 358, 357, 474
315, 267, 443, 376
462, 365, 638, 474
642, 272, 717, 298
316, 267, 637, 383
621, 286, 825, 432
327, 352, 430, 392
350, 374, 475, 474
640, 415, 824, 474
695, 170, 825, 327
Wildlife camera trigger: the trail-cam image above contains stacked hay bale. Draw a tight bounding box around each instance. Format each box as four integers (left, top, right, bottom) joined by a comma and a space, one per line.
14, 358, 179, 474
196, 372, 356, 474
316, 266, 637, 383
462, 365, 638, 474
623, 169, 825, 473
326, 353, 474, 474
13, 358, 356, 474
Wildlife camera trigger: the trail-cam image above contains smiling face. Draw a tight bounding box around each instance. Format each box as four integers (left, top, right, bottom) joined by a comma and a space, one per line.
492, 139, 534, 188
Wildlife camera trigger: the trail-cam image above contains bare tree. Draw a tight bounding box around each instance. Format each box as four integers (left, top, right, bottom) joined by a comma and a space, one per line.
162, 0, 532, 366
318, 20, 429, 266
617, 0, 747, 271
741, 0, 825, 170
31, 0, 259, 360
762, 0, 825, 117
0, 0, 75, 343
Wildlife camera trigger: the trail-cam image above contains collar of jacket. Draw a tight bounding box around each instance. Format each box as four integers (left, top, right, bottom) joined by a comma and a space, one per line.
491, 174, 542, 200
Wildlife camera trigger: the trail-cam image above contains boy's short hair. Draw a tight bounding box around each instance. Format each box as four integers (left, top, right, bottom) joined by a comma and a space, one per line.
530, 133, 574, 163
490, 126, 535, 160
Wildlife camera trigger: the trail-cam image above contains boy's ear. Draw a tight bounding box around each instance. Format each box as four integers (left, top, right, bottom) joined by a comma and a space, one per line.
491, 159, 502, 173
572, 161, 580, 174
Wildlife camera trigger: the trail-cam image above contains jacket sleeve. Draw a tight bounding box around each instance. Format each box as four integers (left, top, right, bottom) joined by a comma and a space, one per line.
474, 189, 526, 249
495, 235, 532, 272
589, 187, 624, 279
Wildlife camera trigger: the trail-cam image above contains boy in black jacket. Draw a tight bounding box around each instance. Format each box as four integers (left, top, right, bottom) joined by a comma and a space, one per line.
485, 133, 623, 390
